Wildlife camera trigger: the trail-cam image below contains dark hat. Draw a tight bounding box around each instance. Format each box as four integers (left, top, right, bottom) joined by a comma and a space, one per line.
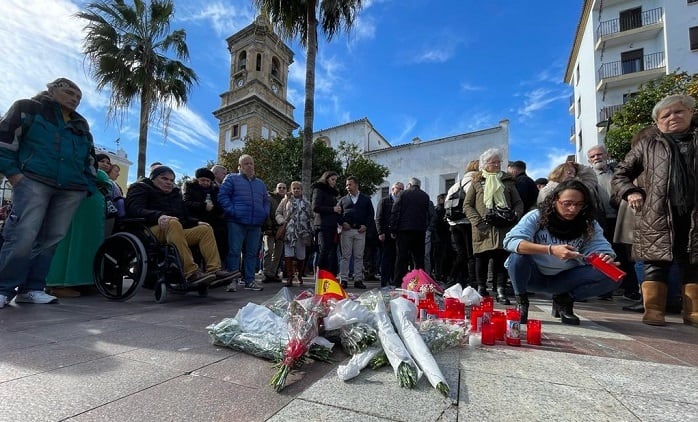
149, 165, 175, 180
46, 77, 81, 93
195, 167, 215, 181
95, 153, 110, 163
535, 177, 548, 185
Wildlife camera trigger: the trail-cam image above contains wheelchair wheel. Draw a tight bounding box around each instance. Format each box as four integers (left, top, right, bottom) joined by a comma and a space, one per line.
94, 232, 147, 301
154, 281, 168, 303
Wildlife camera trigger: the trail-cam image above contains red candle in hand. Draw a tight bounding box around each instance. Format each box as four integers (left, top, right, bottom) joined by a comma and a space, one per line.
586, 253, 626, 282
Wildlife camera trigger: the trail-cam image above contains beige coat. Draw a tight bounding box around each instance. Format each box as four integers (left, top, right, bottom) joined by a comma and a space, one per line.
463, 171, 523, 254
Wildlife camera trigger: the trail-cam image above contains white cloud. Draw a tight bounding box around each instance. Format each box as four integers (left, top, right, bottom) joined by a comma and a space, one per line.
460, 82, 483, 92
517, 88, 568, 118
178, 1, 254, 37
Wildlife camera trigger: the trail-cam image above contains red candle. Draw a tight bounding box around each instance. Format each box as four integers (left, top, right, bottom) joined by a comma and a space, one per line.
586, 253, 626, 282
470, 306, 483, 332
526, 319, 542, 345
505, 308, 521, 346
492, 311, 506, 341
481, 321, 495, 345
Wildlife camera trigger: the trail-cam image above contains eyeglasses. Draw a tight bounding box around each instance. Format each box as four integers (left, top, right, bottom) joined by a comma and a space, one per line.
277, 186, 287, 190
557, 200, 587, 210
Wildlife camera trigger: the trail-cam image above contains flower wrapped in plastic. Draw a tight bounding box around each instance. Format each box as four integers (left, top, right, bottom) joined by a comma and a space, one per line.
208, 299, 333, 369
418, 319, 468, 354
390, 297, 450, 397
370, 292, 422, 388
261, 286, 295, 318
401, 269, 444, 295
339, 322, 378, 355
270, 293, 326, 392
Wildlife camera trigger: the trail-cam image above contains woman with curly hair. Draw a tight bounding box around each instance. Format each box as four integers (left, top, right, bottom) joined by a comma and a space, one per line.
503, 180, 618, 324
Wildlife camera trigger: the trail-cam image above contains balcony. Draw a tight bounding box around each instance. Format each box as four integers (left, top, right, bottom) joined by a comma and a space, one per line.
595, 8, 663, 50
599, 104, 624, 123
596, 51, 665, 91
569, 95, 574, 115
570, 124, 576, 143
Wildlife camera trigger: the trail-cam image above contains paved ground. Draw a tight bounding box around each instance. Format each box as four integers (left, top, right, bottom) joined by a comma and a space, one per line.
1, 276, 696, 422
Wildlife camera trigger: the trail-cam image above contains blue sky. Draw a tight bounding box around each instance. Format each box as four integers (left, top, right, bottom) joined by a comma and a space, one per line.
0, 0, 582, 183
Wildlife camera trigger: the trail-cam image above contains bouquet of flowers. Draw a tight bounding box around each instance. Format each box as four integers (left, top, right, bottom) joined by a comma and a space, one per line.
270, 294, 326, 392
418, 319, 468, 354
340, 322, 378, 355
390, 297, 450, 397
371, 293, 422, 388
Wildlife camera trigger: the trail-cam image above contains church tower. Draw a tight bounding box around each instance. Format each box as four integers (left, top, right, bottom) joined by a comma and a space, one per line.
213, 16, 298, 158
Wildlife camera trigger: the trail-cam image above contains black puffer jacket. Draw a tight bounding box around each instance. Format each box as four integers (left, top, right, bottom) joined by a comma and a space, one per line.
311, 181, 340, 228
612, 125, 698, 263
125, 179, 198, 228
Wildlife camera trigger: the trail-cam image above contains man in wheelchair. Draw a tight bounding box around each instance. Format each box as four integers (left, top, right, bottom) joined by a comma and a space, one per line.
125, 166, 238, 288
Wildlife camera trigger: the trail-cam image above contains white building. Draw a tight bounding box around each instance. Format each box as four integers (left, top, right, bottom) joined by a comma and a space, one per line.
565, 0, 698, 162
314, 119, 510, 205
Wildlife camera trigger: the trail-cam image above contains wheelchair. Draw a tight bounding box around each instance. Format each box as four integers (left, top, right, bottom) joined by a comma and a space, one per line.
93, 218, 209, 303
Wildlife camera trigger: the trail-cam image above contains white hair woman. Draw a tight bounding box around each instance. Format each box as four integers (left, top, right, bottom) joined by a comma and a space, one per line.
612, 94, 698, 327
463, 148, 524, 304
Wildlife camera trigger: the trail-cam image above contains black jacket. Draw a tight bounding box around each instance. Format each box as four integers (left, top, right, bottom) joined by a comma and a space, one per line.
311, 182, 340, 228
125, 179, 198, 228
183, 181, 224, 224
375, 195, 394, 236
515, 172, 539, 212
390, 186, 431, 233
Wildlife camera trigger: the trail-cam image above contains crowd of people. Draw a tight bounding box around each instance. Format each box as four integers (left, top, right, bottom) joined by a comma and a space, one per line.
0, 77, 695, 330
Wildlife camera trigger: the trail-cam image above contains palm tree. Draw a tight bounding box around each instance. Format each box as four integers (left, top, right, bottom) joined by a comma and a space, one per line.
76, 0, 198, 179
253, 0, 363, 194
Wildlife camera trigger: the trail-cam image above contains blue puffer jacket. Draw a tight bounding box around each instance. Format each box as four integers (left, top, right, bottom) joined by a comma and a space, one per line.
0, 95, 96, 192
218, 173, 270, 226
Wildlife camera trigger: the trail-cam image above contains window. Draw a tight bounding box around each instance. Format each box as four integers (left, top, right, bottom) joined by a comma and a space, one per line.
445, 178, 455, 190
577, 130, 583, 152
261, 126, 269, 139
238, 51, 247, 71
691, 26, 698, 50
575, 64, 580, 85
577, 98, 581, 118
240, 124, 247, 139
623, 92, 639, 103
621, 49, 643, 74
271, 57, 280, 77
619, 7, 642, 32
380, 186, 389, 198
256, 53, 262, 71
232, 124, 239, 138
689, 0, 698, 4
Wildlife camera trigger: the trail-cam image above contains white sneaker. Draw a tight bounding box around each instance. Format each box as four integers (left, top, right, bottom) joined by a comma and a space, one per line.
0, 294, 8, 309
14, 290, 58, 304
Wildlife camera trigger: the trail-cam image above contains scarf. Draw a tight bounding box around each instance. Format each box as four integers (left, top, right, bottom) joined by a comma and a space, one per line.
547, 211, 589, 241
482, 170, 507, 209
663, 132, 695, 216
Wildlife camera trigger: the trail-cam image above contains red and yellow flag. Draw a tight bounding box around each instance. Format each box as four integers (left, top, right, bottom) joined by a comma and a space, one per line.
315, 269, 348, 301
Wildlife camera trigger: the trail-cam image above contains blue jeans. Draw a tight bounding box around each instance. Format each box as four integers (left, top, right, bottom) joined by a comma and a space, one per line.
507, 253, 617, 300
226, 222, 261, 283
0, 177, 86, 298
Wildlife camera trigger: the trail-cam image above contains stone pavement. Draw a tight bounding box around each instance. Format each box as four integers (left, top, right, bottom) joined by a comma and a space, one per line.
1, 276, 696, 422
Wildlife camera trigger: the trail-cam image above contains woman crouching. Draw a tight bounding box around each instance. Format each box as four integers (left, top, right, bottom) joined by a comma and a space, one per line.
503, 180, 618, 325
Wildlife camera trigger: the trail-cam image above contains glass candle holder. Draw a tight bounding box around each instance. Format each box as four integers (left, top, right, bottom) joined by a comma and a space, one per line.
481, 320, 495, 345
505, 308, 521, 346
492, 311, 506, 341
526, 319, 542, 345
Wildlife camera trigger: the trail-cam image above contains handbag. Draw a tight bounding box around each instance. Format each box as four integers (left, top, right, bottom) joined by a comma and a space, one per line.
485, 206, 517, 228
275, 224, 286, 241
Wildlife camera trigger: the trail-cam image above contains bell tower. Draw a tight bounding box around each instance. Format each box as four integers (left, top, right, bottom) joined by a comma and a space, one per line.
213, 16, 298, 158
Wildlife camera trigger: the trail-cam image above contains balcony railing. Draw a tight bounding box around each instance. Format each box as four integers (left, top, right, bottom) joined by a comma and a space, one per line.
597, 51, 664, 80
570, 124, 576, 138
599, 104, 624, 123
596, 7, 662, 39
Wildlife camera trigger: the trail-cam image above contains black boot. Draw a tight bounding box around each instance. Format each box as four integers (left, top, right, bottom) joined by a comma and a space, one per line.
477, 284, 489, 297
496, 286, 511, 305
552, 293, 580, 325
516, 294, 529, 324
622, 300, 644, 313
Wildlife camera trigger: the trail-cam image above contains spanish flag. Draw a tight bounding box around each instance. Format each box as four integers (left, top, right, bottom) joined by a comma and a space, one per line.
315, 269, 348, 301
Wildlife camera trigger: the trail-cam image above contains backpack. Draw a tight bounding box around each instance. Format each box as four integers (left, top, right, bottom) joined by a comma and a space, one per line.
444, 179, 467, 221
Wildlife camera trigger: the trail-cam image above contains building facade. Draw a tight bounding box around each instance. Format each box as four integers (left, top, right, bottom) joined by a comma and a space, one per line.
565, 0, 698, 163
213, 16, 298, 156
316, 119, 509, 205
